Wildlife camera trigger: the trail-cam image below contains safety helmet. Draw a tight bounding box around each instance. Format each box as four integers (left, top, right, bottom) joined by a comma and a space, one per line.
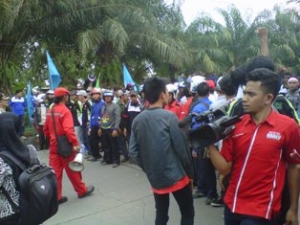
54, 87, 70, 97
103, 90, 114, 97
166, 84, 176, 94
91, 88, 101, 95
190, 75, 205, 93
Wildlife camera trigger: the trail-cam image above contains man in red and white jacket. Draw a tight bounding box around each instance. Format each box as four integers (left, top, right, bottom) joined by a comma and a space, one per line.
208, 69, 300, 225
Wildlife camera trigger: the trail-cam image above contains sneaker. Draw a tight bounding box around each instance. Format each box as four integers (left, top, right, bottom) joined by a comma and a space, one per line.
211, 198, 224, 207
58, 196, 68, 204
112, 163, 119, 168
87, 156, 96, 162
121, 157, 129, 163
205, 197, 217, 205
79, 185, 95, 199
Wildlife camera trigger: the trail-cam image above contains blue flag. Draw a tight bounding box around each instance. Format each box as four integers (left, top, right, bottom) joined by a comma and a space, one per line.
26, 83, 34, 120
123, 63, 137, 91
46, 51, 61, 90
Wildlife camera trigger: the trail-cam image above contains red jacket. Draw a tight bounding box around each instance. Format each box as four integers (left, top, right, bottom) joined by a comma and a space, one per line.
44, 103, 79, 154
164, 100, 184, 120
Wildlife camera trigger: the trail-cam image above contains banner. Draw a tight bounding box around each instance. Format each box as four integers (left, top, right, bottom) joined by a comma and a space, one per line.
123, 63, 137, 91
46, 51, 61, 90
26, 83, 34, 119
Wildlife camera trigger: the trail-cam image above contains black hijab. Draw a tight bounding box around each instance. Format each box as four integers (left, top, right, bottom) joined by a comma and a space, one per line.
0, 113, 30, 166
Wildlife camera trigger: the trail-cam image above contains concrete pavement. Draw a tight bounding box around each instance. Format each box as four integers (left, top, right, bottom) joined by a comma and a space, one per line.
37, 150, 224, 225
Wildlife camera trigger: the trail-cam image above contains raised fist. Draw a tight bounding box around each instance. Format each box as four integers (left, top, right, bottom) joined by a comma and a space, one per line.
256, 27, 268, 38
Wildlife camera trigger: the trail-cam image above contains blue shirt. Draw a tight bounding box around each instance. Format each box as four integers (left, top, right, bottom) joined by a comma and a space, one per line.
89, 100, 105, 129
9, 97, 27, 116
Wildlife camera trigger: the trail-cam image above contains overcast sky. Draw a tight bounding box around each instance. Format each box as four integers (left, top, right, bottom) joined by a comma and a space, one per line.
166, 0, 297, 25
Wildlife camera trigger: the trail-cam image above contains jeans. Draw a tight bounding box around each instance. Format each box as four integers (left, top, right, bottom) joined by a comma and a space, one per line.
74, 126, 83, 145
224, 205, 274, 225
194, 148, 217, 199
82, 125, 91, 155
153, 184, 194, 225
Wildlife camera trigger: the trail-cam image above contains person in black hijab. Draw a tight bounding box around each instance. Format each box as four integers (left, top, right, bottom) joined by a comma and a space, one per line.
0, 113, 30, 224
0, 112, 30, 165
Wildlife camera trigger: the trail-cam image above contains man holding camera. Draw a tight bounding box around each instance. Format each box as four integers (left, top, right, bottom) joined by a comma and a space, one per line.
208, 68, 300, 225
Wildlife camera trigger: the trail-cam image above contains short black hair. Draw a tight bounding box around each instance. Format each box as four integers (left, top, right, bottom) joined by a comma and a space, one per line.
246, 56, 276, 73
143, 77, 167, 104
219, 75, 237, 96
247, 68, 280, 101
230, 66, 248, 87
196, 82, 209, 97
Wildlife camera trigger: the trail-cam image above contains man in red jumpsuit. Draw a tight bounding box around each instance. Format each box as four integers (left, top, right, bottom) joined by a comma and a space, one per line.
44, 87, 94, 204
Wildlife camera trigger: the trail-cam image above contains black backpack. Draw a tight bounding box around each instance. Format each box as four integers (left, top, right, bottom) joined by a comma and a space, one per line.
0, 145, 58, 225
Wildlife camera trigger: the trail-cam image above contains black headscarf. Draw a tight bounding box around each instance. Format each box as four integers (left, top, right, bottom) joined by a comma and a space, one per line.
0, 113, 30, 166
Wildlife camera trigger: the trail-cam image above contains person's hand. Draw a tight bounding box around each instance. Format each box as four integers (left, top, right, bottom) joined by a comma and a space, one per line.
285, 208, 298, 225
256, 27, 268, 38
111, 129, 118, 137
74, 145, 81, 153
192, 151, 198, 158
123, 128, 127, 137
88, 129, 91, 136
98, 129, 102, 137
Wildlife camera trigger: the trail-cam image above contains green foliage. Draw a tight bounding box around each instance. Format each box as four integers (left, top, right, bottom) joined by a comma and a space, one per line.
1, 0, 300, 93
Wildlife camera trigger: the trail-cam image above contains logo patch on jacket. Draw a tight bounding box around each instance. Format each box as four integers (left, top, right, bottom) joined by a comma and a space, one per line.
266, 131, 281, 141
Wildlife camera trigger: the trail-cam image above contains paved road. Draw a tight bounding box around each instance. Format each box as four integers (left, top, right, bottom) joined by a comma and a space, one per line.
37, 150, 224, 225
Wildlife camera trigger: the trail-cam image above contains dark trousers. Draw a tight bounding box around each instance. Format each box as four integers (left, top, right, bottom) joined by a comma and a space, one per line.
102, 129, 120, 164
194, 150, 217, 198
88, 127, 101, 158
82, 125, 91, 155
224, 205, 275, 225
38, 125, 49, 150
153, 184, 194, 225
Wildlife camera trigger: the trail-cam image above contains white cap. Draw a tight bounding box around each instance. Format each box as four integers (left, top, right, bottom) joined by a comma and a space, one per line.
46, 90, 54, 94
77, 90, 88, 96
117, 90, 124, 97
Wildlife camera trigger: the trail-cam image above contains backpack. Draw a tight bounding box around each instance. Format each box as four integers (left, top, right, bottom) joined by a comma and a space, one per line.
0, 145, 58, 225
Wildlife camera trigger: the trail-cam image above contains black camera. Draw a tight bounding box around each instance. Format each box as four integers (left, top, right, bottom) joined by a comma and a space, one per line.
187, 109, 240, 149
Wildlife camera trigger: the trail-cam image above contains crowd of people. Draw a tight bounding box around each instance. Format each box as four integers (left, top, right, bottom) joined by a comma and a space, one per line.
1, 61, 300, 224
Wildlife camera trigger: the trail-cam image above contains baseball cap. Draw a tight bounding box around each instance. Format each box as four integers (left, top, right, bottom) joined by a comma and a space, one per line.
77, 90, 88, 96
206, 80, 216, 89
0, 93, 9, 101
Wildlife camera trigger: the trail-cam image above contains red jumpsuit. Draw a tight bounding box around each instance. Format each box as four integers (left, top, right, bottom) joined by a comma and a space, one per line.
164, 100, 185, 120
44, 103, 87, 200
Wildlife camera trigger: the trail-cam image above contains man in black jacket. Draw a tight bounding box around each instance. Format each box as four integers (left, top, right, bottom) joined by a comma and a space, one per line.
129, 77, 194, 225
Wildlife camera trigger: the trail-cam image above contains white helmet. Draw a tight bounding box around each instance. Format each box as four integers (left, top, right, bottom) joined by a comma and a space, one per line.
190, 75, 205, 93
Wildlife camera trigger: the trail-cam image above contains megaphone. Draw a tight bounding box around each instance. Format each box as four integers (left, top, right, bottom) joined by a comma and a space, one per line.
69, 153, 84, 172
